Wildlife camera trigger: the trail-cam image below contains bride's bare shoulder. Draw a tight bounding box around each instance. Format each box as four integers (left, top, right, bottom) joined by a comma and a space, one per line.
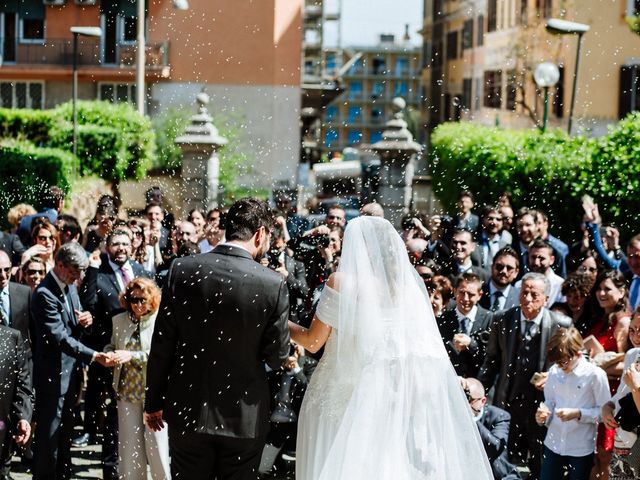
327, 273, 341, 291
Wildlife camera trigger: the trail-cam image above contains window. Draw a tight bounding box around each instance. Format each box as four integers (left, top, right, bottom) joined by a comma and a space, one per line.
396, 57, 409, 76
371, 107, 384, 124
520, 0, 528, 25
483, 70, 502, 108
618, 65, 640, 119
488, 0, 498, 32
326, 54, 337, 75
475, 78, 482, 110
326, 105, 338, 122
462, 78, 473, 109
553, 66, 564, 118
446, 31, 459, 59
20, 18, 44, 42
349, 59, 363, 74
99, 82, 136, 105
304, 60, 315, 76
349, 82, 363, 100
477, 15, 484, 46
506, 70, 518, 110
372, 57, 386, 75
370, 131, 383, 143
347, 130, 362, 145
538, 0, 552, 17
0, 81, 44, 109
122, 16, 137, 43
462, 20, 474, 50
432, 40, 443, 67
325, 130, 338, 148
348, 106, 362, 123
371, 81, 385, 99
394, 81, 408, 97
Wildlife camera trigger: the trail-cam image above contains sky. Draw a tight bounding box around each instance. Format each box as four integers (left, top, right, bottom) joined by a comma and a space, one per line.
323, 0, 424, 48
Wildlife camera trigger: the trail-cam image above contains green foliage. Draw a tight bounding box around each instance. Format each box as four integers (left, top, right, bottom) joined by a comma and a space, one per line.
0, 140, 76, 225
150, 107, 190, 170
48, 125, 129, 180
429, 118, 640, 241
0, 108, 55, 145
53, 101, 155, 182
626, 15, 640, 35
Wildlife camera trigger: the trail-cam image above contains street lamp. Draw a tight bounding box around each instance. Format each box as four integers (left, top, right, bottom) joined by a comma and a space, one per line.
136, 0, 189, 115
534, 62, 560, 133
545, 18, 590, 135
70, 26, 102, 158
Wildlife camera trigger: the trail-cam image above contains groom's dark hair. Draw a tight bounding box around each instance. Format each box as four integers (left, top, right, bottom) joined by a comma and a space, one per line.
225, 198, 275, 241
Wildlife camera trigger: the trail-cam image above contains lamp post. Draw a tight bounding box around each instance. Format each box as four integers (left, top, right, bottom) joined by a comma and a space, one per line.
136, 0, 189, 115
70, 26, 102, 158
545, 18, 590, 135
534, 62, 560, 133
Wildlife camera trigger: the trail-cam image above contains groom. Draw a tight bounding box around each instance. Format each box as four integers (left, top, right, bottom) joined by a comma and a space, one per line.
145, 198, 291, 480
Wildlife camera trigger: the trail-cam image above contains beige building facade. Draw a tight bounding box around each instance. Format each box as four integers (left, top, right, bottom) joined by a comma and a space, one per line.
422, 0, 640, 136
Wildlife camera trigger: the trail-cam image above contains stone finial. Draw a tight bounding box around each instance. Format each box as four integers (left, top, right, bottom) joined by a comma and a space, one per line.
196, 91, 210, 115
391, 97, 406, 120
175, 91, 227, 146
371, 96, 421, 152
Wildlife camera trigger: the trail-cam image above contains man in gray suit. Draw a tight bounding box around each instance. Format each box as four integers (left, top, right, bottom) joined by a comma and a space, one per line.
479, 246, 521, 313
479, 272, 571, 480
145, 198, 290, 480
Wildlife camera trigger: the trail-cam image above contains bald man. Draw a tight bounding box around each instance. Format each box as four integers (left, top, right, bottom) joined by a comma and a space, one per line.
461, 378, 521, 480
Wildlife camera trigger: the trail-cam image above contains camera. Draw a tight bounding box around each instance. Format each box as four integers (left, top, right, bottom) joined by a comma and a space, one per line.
309, 234, 331, 249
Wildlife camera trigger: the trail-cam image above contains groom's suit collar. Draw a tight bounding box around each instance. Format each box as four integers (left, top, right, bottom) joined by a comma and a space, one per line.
213, 243, 255, 261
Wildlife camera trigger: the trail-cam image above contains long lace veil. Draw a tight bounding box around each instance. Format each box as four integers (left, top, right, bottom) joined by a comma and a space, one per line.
322, 216, 492, 479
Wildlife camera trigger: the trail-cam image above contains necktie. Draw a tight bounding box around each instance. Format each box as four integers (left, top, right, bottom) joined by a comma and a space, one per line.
460, 317, 471, 335
491, 291, 503, 312
524, 320, 538, 341
0, 291, 9, 326
120, 267, 131, 290
630, 277, 640, 312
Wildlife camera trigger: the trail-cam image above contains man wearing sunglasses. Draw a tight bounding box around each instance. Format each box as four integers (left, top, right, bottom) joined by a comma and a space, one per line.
479, 246, 521, 313
78, 230, 153, 479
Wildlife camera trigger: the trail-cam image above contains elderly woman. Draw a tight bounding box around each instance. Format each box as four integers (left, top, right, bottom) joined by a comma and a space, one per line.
105, 278, 170, 480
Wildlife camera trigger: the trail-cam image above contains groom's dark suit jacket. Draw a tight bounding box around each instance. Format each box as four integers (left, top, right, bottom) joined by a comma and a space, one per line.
145, 244, 290, 439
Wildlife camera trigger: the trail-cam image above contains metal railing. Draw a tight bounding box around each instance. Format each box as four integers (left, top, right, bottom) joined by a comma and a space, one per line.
0, 38, 169, 68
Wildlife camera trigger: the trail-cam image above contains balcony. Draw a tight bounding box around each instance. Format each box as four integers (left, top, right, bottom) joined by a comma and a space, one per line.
0, 38, 170, 70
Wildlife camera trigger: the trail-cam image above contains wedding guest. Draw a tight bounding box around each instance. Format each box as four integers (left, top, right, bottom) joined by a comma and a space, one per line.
105, 278, 170, 480
7, 203, 36, 233
602, 311, 640, 479
518, 239, 565, 307
443, 228, 490, 283
198, 209, 226, 253
20, 256, 46, 292
187, 208, 206, 242
453, 191, 479, 233
127, 218, 160, 274
535, 327, 610, 480
21, 219, 59, 271
84, 203, 117, 253
584, 269, 631, 479
425, 275, 454, 318
559, 272, 595, 335
460, 377, 521, 480
479, 246, 521, 313
56, 214, 83, 245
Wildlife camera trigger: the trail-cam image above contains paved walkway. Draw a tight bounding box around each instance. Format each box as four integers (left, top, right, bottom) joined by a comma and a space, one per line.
11, 443, 103, 480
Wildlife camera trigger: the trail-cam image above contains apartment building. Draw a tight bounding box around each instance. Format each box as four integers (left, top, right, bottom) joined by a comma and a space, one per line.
321, 33, 422, 152
422, 0, 640, 135
0, 0, 302, 188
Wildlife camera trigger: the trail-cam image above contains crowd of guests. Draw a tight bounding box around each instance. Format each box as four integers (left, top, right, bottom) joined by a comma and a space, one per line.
1, 184, 640, 480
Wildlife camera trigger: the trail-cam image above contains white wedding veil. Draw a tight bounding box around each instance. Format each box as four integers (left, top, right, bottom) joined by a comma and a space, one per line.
320, 216, 492, 479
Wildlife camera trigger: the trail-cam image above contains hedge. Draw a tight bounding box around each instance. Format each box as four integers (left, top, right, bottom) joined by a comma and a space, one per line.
0, 109, 55, 146
0, 140, 76, 222
429, 114, 640, 242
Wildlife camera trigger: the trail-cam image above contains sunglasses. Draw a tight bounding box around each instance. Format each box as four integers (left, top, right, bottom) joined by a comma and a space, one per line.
128, 297, 146, 305
26, 269, 45, 275
494, 263, 516, 272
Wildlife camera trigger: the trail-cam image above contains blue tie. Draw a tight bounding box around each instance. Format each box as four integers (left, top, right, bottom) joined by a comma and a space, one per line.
460, 317, 470, 335
0, 290, 9, 325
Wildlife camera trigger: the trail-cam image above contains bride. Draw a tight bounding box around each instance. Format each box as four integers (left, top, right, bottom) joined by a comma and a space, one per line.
288, 216, 492, 479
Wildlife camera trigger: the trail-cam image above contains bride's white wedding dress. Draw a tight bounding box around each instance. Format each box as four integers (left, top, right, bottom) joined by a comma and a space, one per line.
296, 217, 492, 480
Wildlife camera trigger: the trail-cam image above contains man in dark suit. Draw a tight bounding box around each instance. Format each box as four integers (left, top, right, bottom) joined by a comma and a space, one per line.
437, 272, 493, 378
31, 243, 111, 480
453, 190, 480, 234
461, 378, 520, 480
0, 324, 33, 473
443, 228, 490, 284
479, 272, 571, 480
0, 232, 26, 268
145, 198, 290, 480
78, 229, 152, 479
479, 247, 521, 313
0, 251, 33, 479
477, 205, 511, 269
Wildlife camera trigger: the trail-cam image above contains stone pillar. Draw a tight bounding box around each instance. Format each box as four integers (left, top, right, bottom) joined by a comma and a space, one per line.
175, 92, 227, 215
371, 97, 422, 228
